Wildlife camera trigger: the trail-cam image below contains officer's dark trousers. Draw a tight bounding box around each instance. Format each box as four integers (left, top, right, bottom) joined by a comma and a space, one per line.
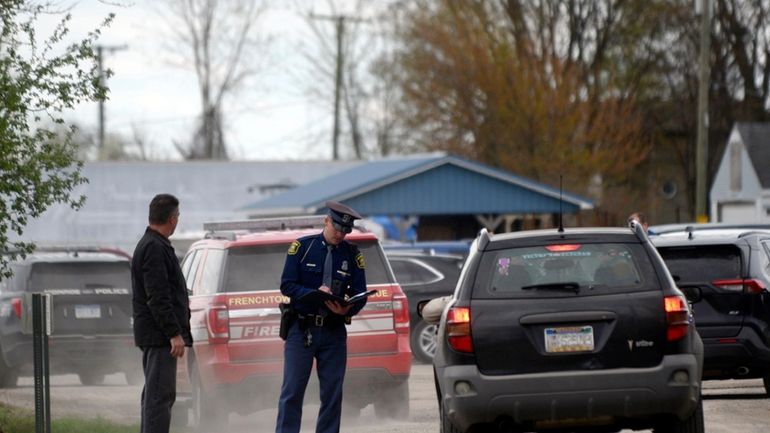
275, 322, 347, 433
140, 346, 177, 433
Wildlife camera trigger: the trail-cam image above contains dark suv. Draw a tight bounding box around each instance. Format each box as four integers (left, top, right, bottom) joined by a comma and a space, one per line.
426, 224, 704, 433
0, 247, 140, 387
386, 252, 463, 363
651, 226, 770, 394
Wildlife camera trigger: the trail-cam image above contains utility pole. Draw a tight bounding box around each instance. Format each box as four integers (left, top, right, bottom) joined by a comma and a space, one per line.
95, 44, 127, 156
695, 0, 711, 223
310, 13, 364, 160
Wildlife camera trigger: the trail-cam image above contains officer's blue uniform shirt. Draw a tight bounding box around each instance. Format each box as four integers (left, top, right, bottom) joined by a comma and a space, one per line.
280, 232, 367, 316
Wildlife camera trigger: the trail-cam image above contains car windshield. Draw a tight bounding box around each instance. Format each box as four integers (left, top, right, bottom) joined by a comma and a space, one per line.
657, 245, 742, 282
223, 240, 392, 293
474, 242, 658, 298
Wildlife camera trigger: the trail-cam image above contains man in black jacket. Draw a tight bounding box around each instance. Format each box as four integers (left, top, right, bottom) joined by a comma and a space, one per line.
132, 193, 192, 433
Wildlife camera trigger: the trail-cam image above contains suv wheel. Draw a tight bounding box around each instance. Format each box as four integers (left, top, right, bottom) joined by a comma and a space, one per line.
0, 357, 19, 388
78, 371, 105, 386
653, 397, 704, 433
374, 381, 409, 419
191, 364, 226, 429
124, 369, 144, 386
411, 320, 438, 364
341, 401, 362, 419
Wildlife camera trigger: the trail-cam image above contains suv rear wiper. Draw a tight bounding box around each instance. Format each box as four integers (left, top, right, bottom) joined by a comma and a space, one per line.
521, 282, 580, 293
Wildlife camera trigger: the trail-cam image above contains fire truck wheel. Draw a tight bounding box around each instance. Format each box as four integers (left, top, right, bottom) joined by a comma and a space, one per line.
124, 369, 144, 386
191, 364, 226, 430
341, 400, 362, 419
374, 381, 410, 419
78, 370, 105, 386
0, 355, 19, 388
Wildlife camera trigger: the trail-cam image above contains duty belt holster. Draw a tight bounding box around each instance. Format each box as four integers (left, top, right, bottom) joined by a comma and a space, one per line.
278, 303, 295, 341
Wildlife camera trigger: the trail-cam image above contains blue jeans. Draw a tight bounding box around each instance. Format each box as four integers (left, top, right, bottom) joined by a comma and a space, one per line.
140, 346, 177, 433
275, 322, 348, 433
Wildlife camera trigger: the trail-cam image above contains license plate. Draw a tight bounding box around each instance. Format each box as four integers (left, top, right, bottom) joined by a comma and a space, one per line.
545, 326, 594, 353
75, 305, 101, 319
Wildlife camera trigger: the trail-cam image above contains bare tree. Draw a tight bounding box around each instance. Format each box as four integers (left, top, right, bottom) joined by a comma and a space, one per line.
157, 0, 268, 159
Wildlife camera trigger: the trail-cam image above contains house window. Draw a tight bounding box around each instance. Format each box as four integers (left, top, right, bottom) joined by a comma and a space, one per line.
730, 141, 742, 191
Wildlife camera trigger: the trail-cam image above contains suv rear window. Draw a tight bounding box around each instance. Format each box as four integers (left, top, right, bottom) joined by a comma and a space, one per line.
474, 243, 658, 298
222, 240, 392, 293
29, 262, 130, 291
657, 245, 742, 282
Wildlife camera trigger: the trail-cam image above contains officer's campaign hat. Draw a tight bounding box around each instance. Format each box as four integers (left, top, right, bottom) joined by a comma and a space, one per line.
326, 200, 361, 234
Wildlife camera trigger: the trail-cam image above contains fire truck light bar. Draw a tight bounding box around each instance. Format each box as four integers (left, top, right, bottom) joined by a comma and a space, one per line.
203, 216, 326, 233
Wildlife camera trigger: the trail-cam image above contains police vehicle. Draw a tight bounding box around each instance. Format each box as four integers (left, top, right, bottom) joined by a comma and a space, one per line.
0, 246, 139, 387
175, 216, 411, 427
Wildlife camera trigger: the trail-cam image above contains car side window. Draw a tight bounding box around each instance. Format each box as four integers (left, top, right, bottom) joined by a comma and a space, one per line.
760, 241, 770, 273
198, 249, 225, 295
389, 258, 442, 285
186, 250, 205, 295
181, 250, 197, 281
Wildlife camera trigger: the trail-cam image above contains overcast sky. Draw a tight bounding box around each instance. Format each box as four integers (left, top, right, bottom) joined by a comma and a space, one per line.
39, 0, 374, 161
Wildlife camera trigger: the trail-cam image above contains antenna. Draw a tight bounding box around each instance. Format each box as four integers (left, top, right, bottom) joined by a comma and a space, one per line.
558, 175, 564, 233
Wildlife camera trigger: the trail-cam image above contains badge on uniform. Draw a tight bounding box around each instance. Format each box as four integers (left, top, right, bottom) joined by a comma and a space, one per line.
341, 261, 348, 271
355, 252, 365, 269
288, 240, 300, 255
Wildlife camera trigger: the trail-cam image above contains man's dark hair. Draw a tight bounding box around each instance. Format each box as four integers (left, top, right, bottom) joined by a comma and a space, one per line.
149, 194, 179, 225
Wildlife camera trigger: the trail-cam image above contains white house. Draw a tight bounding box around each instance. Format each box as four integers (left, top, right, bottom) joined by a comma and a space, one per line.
710, 122, 770, 223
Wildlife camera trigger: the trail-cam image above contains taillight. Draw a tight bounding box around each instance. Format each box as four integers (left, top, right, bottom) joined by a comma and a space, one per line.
545, 244, 582, 252
713, 279, 766, 294
207, 306, 230, 344
446, 307, 473, 353
664, 295, 689, 342
392, 292, 410, 334
11, 298, 22, 319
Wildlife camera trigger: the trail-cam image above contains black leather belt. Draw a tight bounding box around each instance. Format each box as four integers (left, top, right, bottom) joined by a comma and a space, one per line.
298, 314, 342, 328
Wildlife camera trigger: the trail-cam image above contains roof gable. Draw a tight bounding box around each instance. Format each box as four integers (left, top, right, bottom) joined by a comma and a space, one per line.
736, 122, 770, 187
243, 154, 592, 216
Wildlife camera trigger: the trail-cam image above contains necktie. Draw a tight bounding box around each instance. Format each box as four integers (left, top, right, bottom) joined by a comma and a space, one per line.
323, 245, 333, 289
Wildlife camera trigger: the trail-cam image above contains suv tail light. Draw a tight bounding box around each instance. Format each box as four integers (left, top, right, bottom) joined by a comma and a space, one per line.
664, 295, 689, 342
447, 307, 473, 353
11, 298, 22, 319
392, 292, 410, 334
713, 279, 766, 294
545, 244, 582, 252
207, 305, 230, 344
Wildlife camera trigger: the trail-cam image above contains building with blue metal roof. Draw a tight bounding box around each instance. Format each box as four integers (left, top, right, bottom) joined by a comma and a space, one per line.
242, 153, 593, 240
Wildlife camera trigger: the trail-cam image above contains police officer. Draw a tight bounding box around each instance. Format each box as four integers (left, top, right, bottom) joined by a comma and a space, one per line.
275, 201, 368, 433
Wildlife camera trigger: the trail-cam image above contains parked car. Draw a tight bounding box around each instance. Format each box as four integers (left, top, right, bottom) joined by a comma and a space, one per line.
425, 223, 704, 433
383, 240, 473, 258
175, 216, 412, 428
651, 226, 770, 395
386, 252, 463, 363
0, 246, 140, 387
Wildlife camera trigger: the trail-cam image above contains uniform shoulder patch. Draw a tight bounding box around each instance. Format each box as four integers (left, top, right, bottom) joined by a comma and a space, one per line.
288, 240, 301, 255
355, 252, 365, 269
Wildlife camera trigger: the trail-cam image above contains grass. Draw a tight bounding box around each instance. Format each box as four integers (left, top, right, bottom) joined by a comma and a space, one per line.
0, 402, 138, 433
